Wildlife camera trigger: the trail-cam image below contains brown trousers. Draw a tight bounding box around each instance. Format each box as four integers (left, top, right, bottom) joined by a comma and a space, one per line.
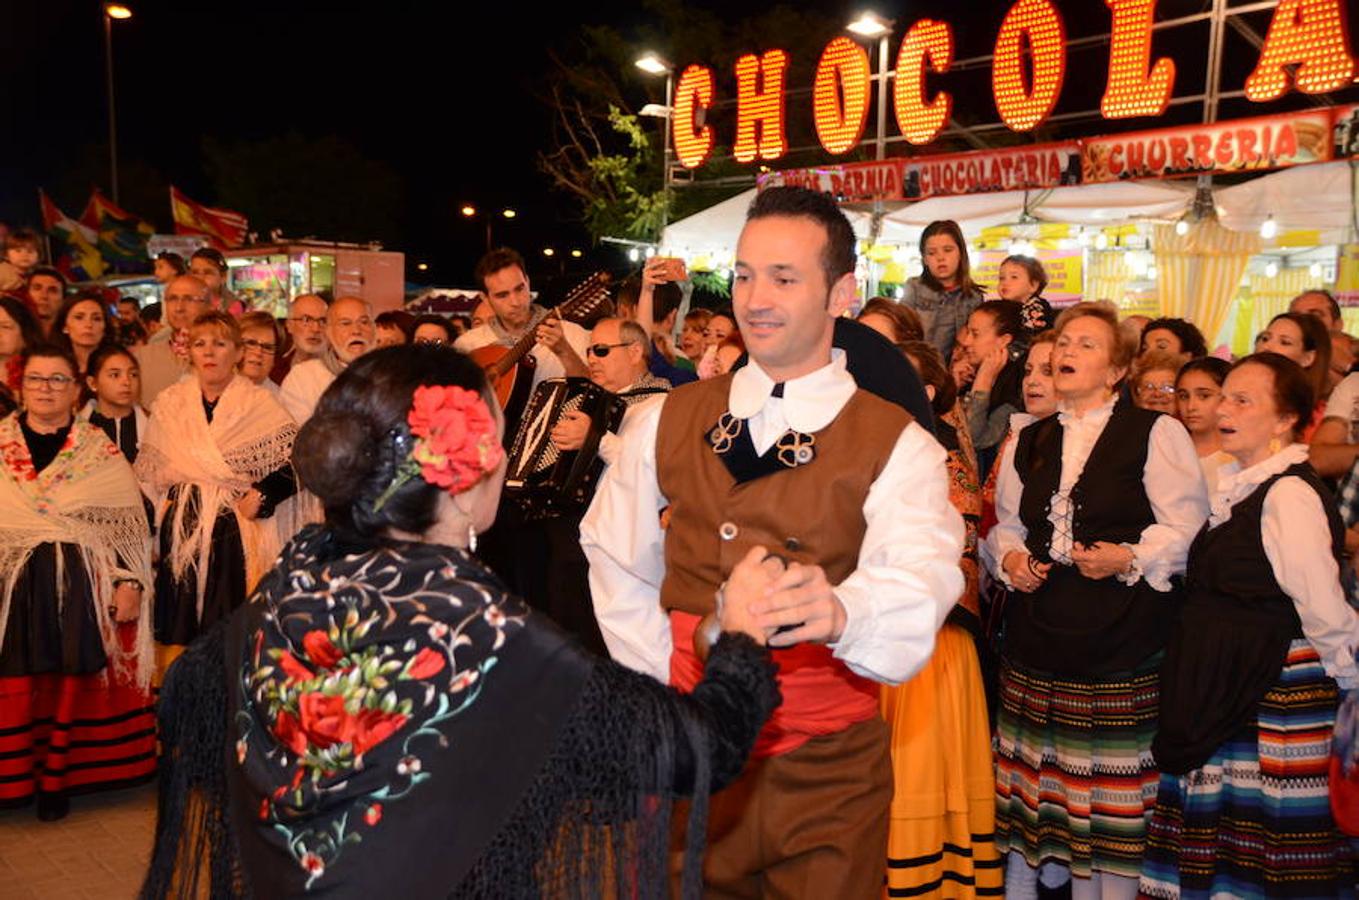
673, 716, 893, 899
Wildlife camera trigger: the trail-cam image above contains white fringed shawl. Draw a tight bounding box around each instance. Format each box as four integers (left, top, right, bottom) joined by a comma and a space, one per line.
136, 376, 297, 620
0, 414, 155, 688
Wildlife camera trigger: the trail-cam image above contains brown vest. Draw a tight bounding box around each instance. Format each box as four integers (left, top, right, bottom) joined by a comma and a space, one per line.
656, 373, 911, 611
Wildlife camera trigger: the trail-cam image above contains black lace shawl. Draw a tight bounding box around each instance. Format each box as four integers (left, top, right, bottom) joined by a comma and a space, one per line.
142, 528, 779, 899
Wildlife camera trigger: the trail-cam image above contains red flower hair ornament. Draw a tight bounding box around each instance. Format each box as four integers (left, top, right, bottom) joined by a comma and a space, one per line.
372, 385, 503, 512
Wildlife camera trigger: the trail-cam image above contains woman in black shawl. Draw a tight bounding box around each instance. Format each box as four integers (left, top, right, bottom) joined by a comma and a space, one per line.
143, 344, 780, 899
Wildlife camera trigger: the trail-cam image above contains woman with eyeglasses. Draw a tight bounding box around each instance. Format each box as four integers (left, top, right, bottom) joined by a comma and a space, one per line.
136, 312, 298, 677
984, 302, 1209, 900
0, 345, 155, 821
237, 311, 282, 395
1130, 350, 1186, 416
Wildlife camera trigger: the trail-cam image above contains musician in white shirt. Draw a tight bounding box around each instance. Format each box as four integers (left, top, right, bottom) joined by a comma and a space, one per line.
549, 317, 670, 463
453, 247, 589, 386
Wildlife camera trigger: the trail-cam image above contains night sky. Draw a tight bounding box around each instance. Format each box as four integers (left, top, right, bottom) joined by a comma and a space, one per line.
6, 1, 1357, 287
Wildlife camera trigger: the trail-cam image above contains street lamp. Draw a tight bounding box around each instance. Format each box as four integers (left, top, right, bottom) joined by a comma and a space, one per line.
103, 3, 132, 203
502, 209, 517, 219
846, 11, 895, 160
543, 248, 555, 257
635, 52, 675, 236
460, 204, 476, 217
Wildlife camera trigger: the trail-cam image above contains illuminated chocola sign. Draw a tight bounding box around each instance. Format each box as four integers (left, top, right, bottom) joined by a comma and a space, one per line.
672, 0, 1356, 169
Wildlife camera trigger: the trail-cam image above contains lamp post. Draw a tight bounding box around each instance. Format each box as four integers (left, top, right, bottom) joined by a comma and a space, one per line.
460, 205, 517, 251
102, 3, 132, 204
846, 11, 895, 161
635, 53, 674, 237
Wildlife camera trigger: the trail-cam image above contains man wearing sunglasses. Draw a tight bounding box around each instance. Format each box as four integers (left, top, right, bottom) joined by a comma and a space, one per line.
531, 317, 671, 655
582, 186, 963, 896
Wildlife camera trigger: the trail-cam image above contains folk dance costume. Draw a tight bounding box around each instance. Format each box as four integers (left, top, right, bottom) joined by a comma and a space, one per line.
583, 351, 965, 896
144, 523, 780, 898
136, 376, 297, 672
880, 403, 1003, 897
0, 413, 155, 807
1140, 444, 1358, 899
984, 397, 1209, 891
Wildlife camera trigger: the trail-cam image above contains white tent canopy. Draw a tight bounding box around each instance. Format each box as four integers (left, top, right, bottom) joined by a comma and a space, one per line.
1213, 160, 1358, 245
661, 188, 875, 257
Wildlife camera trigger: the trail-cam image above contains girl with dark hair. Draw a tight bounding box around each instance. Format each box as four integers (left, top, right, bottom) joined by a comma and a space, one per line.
1142, 353, 1358, 899
1175, 356, 1233, 493
0, 346, 155, 821
0, 295, 43, 415
882, 340, 1002, 898
143, 344, 781, 899
858, 297, 925, 344
1256, 312, 1333, 439
902, 220, 985, 361
996, 254, 1054, 334
411, 313, 458, 345
81, 344, 146, 464
955, 300, 1027, 479
1139, 317, 1208, 361
52, 293, 110, 376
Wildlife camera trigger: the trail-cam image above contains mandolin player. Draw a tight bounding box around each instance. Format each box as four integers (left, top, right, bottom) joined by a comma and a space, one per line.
453, 247, 590, 388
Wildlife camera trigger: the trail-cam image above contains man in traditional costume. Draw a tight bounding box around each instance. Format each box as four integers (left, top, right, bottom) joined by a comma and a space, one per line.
581, 186, 965, 895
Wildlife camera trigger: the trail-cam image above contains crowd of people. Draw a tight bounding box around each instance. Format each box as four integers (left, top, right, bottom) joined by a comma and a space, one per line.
0, 186, 1355, 899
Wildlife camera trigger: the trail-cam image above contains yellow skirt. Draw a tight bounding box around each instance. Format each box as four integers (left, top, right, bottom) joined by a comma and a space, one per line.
880, 623, 1001, 898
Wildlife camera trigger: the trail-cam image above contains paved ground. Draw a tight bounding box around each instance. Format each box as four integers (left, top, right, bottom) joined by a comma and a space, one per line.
0, 782, 156, 899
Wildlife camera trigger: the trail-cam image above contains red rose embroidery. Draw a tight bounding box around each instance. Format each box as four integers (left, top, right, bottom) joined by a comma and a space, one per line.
350, 708, 409, 756
259, 798, 271, 821
302, 630, 343, 668
407, 646, 445, 679
278, 652, 313, 684
300, 852, 325, 876
272, 709, 308, 757
295, 692, 408, 756
364, 803, 383, 826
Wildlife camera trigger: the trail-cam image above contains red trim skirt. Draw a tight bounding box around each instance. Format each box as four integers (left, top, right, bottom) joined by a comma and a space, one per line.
0, 662, 155, 804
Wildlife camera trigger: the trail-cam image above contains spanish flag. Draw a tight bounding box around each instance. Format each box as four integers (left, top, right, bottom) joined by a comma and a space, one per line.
169, 186, 248, 249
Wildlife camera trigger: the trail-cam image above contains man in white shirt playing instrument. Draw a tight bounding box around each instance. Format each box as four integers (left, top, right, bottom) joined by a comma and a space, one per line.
581, 186, 964, 896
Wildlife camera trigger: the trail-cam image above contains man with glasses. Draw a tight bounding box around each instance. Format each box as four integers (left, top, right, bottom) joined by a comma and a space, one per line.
533, 318, 671, 653
135, 274, 211, 407
279, 296, 376, 424
270, 294, 329, 384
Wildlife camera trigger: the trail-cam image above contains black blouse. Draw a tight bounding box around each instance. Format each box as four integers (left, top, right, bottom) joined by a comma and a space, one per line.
19, 414, 73, 473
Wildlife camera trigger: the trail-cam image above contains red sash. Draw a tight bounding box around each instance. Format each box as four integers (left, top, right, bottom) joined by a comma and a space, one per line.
669, 611, 879, 758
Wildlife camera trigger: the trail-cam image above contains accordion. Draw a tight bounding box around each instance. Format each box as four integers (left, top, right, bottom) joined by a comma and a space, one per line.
503, 377, 627, 520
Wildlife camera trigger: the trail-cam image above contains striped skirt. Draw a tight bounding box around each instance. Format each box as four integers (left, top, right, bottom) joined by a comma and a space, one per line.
0, 626, 156, 806
994, 653, 1161, 880
1138, 641, 1355, 900
881, 624, 1003, 898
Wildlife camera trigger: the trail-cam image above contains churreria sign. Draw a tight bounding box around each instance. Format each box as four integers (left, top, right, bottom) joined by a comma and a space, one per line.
670, 0, 1356, 170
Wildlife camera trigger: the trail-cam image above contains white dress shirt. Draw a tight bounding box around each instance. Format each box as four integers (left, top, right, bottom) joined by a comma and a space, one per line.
983, 397, 1209, 591
597, 391, 665, 467
277, 359, 335, 425
1209, 443, 1359, 689
580, 350, 965, 685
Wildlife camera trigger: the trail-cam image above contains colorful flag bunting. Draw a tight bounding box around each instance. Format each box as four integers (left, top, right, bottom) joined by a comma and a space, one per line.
38, 190, 107, 282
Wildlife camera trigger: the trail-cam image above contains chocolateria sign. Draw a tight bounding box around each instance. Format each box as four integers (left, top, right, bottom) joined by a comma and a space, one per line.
671, 0, 1356, 171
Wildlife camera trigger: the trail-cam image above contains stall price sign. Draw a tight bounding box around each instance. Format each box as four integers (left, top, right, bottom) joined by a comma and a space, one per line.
759, 160, 906, 203
1081, 109, 1332, 183
902, 142, 1081, 199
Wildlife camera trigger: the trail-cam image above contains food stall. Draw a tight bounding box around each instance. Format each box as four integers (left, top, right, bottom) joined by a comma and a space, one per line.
223, 241, 405, 317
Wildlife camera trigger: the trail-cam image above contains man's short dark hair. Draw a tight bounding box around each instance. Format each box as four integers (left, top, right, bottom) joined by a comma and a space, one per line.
28, 265, 66, 288
141, 301, 163, 324
473, 247, 527, 293
745, 186, 856, 287
118, 295, 140, 311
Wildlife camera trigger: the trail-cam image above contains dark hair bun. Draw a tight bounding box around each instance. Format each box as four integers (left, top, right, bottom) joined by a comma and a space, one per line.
293, 412, 379, 507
